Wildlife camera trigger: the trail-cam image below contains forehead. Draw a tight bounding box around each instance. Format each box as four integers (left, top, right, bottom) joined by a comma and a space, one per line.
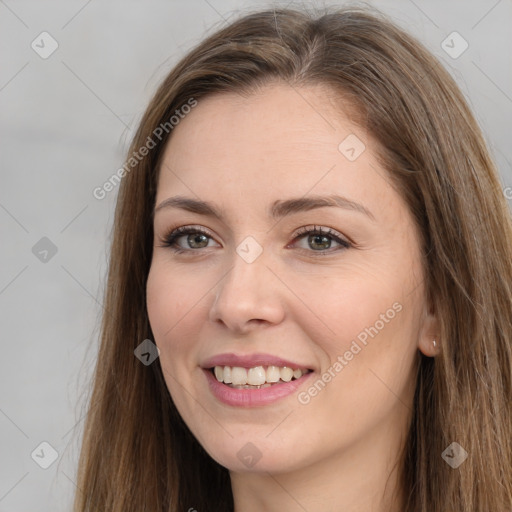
156, 84, 399, 225
166, 84, 353, 150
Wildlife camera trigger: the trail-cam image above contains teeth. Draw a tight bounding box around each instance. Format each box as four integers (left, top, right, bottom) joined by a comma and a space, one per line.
247, 366, 266, 385
280, 367, 294, 382
231, 367, 248, 385
214, 366, 223, 382
266, 365, 280, 383
212, 365, 310, 386
230, 383, 273, 389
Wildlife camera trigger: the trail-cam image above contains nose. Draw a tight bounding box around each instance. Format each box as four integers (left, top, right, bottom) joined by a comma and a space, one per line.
208, 245, 286, 334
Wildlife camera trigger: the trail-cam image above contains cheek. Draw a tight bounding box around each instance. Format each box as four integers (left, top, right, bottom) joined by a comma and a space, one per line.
323, 274, 418, 376
146, 265, 200, 407
145, 260, 224, 373
146, 262, 199, 339
301, 268, 418, 412
299, 290, 416, 437
146, 264, 199, 377
302, 267, 404, 354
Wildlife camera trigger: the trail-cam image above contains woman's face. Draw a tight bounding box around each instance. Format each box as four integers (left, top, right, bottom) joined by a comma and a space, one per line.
146, 83, 437, 474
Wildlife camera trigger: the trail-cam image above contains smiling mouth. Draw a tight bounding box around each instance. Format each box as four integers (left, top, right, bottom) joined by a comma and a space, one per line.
210, 365, 312, 389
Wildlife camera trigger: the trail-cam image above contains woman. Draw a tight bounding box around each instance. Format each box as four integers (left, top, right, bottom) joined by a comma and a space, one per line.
73, 5, 512, 511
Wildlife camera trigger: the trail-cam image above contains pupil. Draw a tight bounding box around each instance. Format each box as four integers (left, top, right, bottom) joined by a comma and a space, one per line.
189, 233, 208, 248
310, 234, 330, 250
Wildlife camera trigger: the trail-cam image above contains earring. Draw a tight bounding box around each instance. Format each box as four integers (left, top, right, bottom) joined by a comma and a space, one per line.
433, 339, 437, 348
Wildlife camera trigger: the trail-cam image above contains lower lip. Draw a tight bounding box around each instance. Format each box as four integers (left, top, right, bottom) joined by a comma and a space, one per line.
203, 368, 313, 407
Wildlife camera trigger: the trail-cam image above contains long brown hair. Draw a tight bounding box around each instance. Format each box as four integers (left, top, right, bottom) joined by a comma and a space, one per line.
72, 5, 512, 511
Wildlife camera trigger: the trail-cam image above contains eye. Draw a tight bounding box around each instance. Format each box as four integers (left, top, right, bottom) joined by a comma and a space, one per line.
157, 225, 219, 253
290, 225, 351, 255
157, 224, 352, 255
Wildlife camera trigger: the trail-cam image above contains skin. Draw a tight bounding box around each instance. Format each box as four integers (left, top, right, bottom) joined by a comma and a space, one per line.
146, 82, 440, 512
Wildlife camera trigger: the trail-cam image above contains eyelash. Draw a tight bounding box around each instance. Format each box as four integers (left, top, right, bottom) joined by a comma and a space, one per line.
157, 225, 352, 256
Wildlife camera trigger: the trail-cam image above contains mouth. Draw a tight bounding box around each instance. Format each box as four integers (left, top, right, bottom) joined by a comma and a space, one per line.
201, 353, 315, 406
209, 365, 313, 389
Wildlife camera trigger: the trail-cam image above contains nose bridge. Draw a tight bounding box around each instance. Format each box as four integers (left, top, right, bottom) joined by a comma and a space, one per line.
209, 237, 284, 329
216, 238, 269, 306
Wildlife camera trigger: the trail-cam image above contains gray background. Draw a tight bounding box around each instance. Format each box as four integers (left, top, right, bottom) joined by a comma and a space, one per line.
1, 0, 511, 510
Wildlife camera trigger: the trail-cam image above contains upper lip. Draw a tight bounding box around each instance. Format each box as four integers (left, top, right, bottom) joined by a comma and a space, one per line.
202, 353, 313, 371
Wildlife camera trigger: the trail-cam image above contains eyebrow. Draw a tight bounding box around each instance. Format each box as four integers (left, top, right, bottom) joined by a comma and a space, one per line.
153, 194, 376, 222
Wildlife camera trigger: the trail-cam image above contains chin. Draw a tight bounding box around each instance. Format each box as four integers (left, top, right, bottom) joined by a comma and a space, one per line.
198, 435, 307, 474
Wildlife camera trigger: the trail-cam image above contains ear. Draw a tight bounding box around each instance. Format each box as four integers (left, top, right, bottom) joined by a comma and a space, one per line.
417, 299, 441, 357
